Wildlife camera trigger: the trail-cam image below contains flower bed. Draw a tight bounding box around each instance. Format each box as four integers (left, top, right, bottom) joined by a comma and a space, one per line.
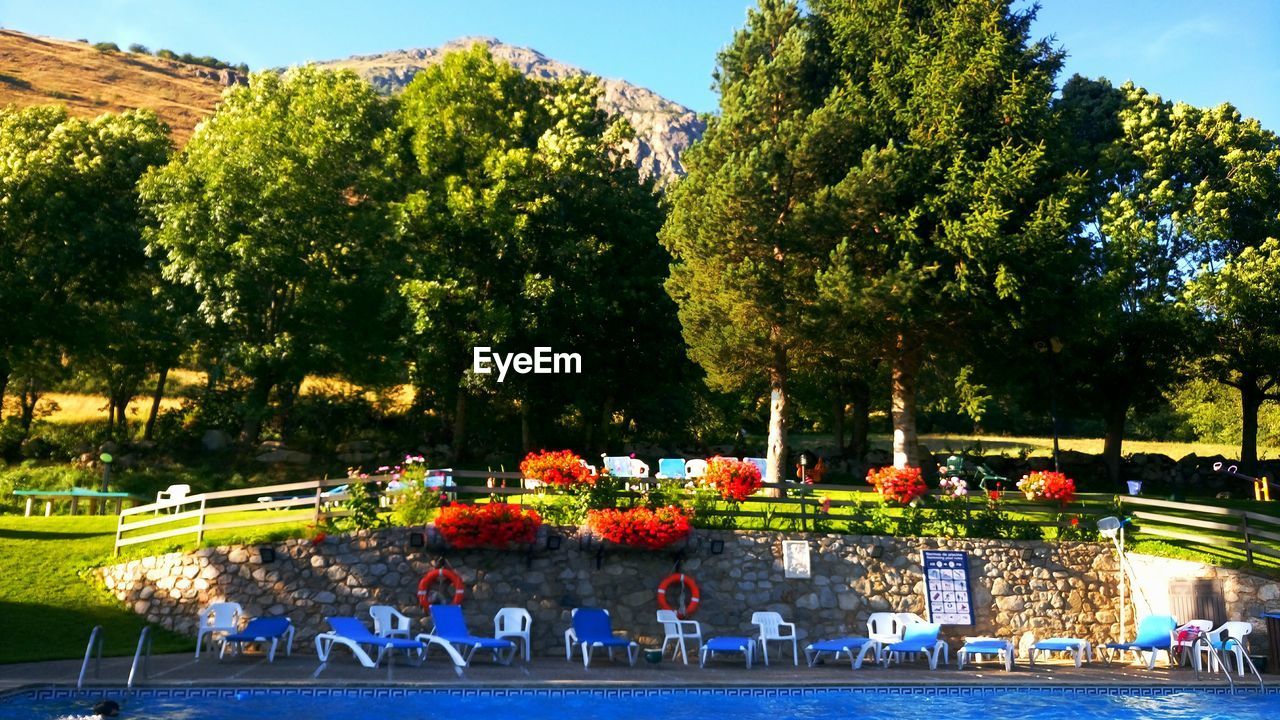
520, 449, 595, 487
867, 465, 928, 505
586, 506, 691, 550
433, 503, 542, 549
701, 457, 763, 502
1017, 471, 1075, 504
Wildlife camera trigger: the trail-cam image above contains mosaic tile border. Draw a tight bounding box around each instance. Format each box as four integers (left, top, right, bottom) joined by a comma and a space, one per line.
2, 684, 1274, 705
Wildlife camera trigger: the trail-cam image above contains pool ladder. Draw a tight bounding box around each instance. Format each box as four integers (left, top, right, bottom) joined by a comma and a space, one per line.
77, 626, 103, 688
1190, 634, 1264, 693
127, 626, 153, 688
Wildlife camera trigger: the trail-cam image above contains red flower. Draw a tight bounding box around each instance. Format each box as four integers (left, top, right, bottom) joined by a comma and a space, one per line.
1071, 516, 1080, 526
701, 458, 763, 502
434, 503, 542, 549
519, 449, 595, 487
866, 466, 928, 505
586, 506, 691, 550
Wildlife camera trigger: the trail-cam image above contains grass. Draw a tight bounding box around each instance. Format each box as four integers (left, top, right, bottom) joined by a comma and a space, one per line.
0, 515, 191, 664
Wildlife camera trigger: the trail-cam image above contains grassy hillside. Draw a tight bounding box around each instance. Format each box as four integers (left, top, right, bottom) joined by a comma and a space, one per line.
0, 29, 228, 141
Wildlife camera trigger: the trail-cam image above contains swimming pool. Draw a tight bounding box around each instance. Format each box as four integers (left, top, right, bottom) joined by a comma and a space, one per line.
2, 686, 1276, 720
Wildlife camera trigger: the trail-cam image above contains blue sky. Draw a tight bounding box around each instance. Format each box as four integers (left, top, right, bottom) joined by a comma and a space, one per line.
1, 0, 1276, 129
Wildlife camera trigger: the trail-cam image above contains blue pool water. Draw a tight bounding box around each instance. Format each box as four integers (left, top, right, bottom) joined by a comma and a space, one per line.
2, 687, 1277, 720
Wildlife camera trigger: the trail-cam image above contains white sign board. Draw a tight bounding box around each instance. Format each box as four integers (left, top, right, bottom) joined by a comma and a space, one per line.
922, 550, 974, 625
782, 540, 811, 579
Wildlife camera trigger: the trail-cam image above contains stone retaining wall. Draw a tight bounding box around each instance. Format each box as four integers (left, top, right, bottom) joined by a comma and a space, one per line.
99, 530, 1125, 656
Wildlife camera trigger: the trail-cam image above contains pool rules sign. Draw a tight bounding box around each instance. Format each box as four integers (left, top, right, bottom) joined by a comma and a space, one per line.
921, 550, 974, 625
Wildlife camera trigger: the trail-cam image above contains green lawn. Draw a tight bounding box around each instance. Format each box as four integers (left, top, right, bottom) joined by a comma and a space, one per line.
0, 516, 191, 664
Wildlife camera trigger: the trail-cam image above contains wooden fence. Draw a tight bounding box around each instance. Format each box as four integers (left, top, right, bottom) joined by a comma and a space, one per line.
1119, 495, 1280, 568
114, 470, 1117, 555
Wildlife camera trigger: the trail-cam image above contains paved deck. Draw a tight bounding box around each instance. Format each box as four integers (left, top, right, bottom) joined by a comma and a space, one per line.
0, 652, 1252, 692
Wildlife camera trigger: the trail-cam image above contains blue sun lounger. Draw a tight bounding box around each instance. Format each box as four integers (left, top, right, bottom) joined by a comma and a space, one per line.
315, 616, 425, 668
1028, 637, 1092, 667
570, 608, 638, 668
956, 637, 1014, 671
701, 636, 755, 668
417, 604, 516, 667
804, 636, 881, 669
1103, 615, 1178, 669
882, 622, 949, 669
219, 617, 294, 662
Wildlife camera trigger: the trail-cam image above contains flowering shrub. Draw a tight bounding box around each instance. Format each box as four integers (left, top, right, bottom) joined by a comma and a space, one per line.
433, 503, 542, 549
1017, 471, 1075, 504
939, 475, 969, 497
867, 466, 928, 505
520, 449, 595, 487
701, 457, 763, 502
587, 506, 691, 550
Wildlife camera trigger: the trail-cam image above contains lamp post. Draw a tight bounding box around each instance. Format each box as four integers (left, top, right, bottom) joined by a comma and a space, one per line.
1098, 516, 1126, 642
1036, 337, 1064, 473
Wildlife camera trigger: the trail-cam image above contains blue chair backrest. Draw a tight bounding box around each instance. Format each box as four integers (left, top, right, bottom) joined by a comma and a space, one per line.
327, 617, 374, 640
657, 458, 686, 479
744, 457, 768, 477
603, 457, 633, 478
573, 608, 614, 640
242, 617, 290, 636
1134, 615, 1177, 645
902, 622, 940, 643
429, 605, 469, 637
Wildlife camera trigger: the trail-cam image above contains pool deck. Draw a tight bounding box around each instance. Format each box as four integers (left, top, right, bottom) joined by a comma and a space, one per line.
0, 651, 1255, 693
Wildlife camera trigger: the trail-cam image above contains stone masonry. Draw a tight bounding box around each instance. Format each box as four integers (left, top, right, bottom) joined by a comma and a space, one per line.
99, 529, 1125, 657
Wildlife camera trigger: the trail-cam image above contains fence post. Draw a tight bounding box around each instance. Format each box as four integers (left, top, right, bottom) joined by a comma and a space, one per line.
314, 480, 323, 526
196, 497, 207, 544
1243, 513, 1254, 566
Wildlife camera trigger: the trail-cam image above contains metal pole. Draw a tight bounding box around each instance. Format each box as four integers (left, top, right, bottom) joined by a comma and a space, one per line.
1118, 525, 1127, 643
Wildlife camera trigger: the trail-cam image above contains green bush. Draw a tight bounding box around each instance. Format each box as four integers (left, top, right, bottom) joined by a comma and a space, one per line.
92, 42, 120, 53
390, 478, 444, 526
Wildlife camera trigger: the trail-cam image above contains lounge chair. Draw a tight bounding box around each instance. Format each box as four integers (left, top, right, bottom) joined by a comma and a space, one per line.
416, 604, 516, 667
804, 637, 881, 669
701, 636, 754, 668
1103, 615, 1177, 669
495, 607, 533, 662
656, 458, 687, 480
956, 637, 1013, 671
657, 609, 702, 664
1028, 637, 1092, 667
369, 605, 412, 639
314, 616, 425, 668
751, 611, 799, 666
568, 607, 638, 668
1200, 621, 1253, 676
219, 617, 294, 662
195, 602, 242, 658
882, 622, 949, 669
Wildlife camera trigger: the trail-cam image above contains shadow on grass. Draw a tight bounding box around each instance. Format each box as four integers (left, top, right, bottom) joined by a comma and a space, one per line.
0, 600, 191, 665
0, 527, 110, 541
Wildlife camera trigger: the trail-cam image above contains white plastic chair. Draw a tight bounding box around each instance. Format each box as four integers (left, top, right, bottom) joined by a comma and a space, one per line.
369, 605, 412, 639
495, 607, 533, 662
1202, 621, 1253, 676
155, 484, 191, 513
657, 609, 702, 664
195, 601, 242, 658
685, 459, 708, 479
1172, 619, 1214, 670
867, 612, 904, 644
629, 459, 650, 478
751, 611, 798, 666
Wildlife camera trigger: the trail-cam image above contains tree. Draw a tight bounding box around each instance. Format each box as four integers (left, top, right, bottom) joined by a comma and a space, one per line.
660, 0, 835, 486
140, 66, 400, 444
0, 106, 170, 434
396, 45, 675, 457
813, 0, 1080, 468
1184, 240, 1280, 471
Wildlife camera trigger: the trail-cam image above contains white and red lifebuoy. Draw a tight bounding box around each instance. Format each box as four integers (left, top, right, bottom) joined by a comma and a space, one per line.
417, 568, 465, 609
656, 573, 701, 619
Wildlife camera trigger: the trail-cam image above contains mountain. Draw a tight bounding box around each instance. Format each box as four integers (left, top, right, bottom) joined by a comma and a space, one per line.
0, 29, 242, 142
315, 37, 705, 185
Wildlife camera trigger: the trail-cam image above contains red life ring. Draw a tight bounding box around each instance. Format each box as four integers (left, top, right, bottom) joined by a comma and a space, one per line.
656, 573, 700, 619
417, 568, 465, 609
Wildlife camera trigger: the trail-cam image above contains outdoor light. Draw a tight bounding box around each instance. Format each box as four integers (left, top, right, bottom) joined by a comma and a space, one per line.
1097, 516, 1127, 642
409, 531, 425, 548
99, 452, 114, 493
545, 534, 562, 551
258, 547, 275, 564
710, 539, 725, 555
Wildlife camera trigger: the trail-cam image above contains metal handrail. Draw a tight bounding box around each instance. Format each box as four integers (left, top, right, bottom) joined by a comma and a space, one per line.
1190, 633, 1265, 692
77, 626, 103, 688
127, 626, 152, 689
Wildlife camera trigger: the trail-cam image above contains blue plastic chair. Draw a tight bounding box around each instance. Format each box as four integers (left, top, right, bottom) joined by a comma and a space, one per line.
219, 617, 294, 662
804, 636, 880, 669
314, 617, 425, 668
882, 622, 949, 669
656, 458, 687, 480
743, 457, 768, 478
602, 456, 634, 478
419, 605, 516, 666
570, 608, 637, 668
1104, 615, 1178, 669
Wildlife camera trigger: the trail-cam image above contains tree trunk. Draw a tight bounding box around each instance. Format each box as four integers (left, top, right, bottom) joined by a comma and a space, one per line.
891, 336, 921, 469
1102, 400, 1128, 486
831, 396, 846, 456
238, 376, 275, 445
1240, 380, 1262, 474
450, 389, 468, 464
144, 366, 169, 441
849, 377, 870, 461
0, 358, 10, 418
520, 401, 532, 453
275, 378, 302, 443
764, 337, 788, 496
19, 384, 39, 434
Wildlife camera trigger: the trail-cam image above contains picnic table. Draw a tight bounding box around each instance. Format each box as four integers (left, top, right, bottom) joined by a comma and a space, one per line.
13, 488, 142, 516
